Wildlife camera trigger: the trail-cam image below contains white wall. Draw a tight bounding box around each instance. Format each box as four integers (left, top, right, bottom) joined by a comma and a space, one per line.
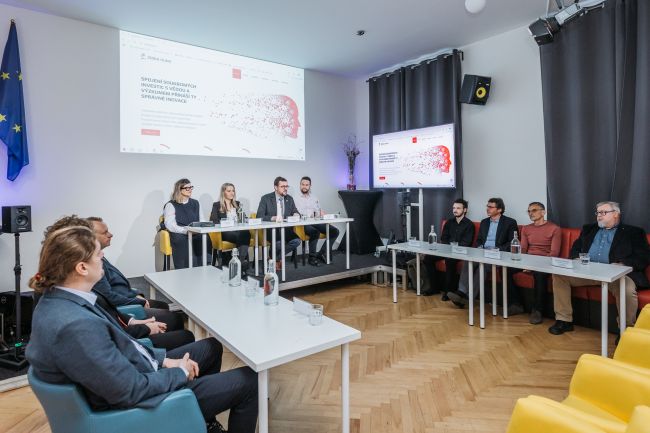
353, 25, 546, 227
0, 3, 358, 289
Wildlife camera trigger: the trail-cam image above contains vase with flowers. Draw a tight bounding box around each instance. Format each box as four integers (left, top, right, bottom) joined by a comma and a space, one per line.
343, 134, 361, 191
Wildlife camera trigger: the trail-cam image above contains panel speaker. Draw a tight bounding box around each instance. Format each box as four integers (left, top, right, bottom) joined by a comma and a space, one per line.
1, 205, 32, 233
460, 74, 491, 105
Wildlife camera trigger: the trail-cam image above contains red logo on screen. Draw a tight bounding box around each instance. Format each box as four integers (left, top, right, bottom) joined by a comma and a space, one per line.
232, 68, 241, 79
379, 176, 386, 180
141, 129, 160, 136
412, 137, 417, 143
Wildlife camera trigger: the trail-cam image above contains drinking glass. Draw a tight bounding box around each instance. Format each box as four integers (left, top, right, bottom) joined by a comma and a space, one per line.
309, 304, 323, 326
579, 253, 590, 265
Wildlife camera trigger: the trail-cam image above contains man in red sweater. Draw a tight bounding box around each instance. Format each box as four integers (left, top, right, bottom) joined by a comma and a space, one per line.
520, 202, 561, 324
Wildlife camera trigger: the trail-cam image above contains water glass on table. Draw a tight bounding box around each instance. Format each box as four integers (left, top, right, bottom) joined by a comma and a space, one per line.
579, 253, 590, 265
309, 304, 323, 326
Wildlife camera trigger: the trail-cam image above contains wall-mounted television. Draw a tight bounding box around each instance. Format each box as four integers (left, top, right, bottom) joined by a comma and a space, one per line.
372, 123, 456, 189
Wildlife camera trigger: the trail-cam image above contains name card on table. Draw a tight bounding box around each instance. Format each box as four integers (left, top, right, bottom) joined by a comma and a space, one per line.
551, 257, 574, 269
322, 214, 337, 220
248, 218, 262, 226
286, 215, 300, 223
483, 249, 502, 260
408, 239, 421, 247
452, 246, 468, 255
220, 219, 235, 228
292, 297, 313, 316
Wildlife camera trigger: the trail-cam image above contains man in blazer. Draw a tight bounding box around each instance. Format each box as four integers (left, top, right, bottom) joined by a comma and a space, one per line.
88, 217, 184, 331
256, 176, 301, 265
448, 197, 524, 314
549, 201, 650, 335
27, 287, 258, 433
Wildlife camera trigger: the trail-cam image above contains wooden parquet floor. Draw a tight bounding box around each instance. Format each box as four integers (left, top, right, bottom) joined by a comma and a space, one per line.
0, 282, 614, 433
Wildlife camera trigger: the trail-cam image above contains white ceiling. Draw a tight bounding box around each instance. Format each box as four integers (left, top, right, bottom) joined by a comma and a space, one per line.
5, 0, 552, 77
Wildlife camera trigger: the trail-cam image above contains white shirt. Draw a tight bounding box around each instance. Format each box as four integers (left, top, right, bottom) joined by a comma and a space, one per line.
56, 286, 159, 371
294, 192, 321, 217
163, 199, 206, 234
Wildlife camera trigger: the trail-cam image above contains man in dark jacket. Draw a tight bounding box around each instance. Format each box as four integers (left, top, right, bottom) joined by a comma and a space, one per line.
448, 197, 524, 314
549, 201, 650, 335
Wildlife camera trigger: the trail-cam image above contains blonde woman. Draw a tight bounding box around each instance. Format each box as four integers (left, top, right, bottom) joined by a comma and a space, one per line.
209, 183, 251, 267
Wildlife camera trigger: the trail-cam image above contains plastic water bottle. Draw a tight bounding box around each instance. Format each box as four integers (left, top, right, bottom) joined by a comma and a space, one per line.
263, 260, 279, 306
427, 225, 438, 250
228, 249, 242, 286
510, 231, 522, 261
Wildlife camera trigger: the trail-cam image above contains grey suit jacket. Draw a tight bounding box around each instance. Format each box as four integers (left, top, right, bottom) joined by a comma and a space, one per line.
25, 288, 187, 410
256, 192, 299, 221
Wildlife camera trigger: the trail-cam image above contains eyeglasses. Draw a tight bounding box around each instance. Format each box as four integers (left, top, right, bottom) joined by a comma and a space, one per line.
595, 210, 616, 216
527, 209, 543, 213
181, 186, 194, 191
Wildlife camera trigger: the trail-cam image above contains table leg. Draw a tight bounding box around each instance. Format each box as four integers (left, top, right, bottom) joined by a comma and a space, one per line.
416, 253, 421, 296
281, 228, 286, 281
478, 263, 485, 329
468, 261, 474, 326
502, 266, 508, 319
326, 224, 331, 264
491, 265, 497, 316
255, 230, 259, 276
202, 233, 207, 267
602, 282, 608, 357
263, 230, 268, 269
620, 277, 627, 335
342, 343, 350, 433
258, 369, 269, 433
271, 229, 276, 263
188, 232, 193, 269
392, 249, 397, 303
346, 222, 350, 269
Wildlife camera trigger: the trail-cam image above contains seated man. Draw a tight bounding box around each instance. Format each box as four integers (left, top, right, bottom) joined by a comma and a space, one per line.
549, 201, 650, 335
27, 222, 258, 433
422, 198, 475, 299
294, 176, 339, 266
88, 217, 184, 331
448, 197, 524, 315
519, 202, 561, 325
256, 176, 301, 268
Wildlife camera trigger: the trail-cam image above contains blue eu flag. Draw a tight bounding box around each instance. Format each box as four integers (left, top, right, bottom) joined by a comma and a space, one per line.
0, 20, 29, 181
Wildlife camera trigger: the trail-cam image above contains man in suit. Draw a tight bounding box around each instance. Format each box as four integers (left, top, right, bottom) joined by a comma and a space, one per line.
549, 201, 650, 335
89, 217, 184, 331
448, 197, 524, 314
422, 198, 475, 299
256, 176, 301, 268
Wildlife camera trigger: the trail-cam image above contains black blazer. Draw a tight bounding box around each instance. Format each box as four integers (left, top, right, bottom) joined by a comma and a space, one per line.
570, 223, 650, 288
256, 192, 299, 221
209, 200, 242, 223
93, 258, 145, 307
476, 215, 518, 251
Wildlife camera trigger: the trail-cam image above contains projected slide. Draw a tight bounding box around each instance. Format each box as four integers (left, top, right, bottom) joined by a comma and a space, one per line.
372, 124, 455, 188
119, 31, 305, 160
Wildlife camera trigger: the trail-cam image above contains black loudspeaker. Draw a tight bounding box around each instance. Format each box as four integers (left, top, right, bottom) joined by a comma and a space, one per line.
460, 74, 491, 105
1, 205, 32, 233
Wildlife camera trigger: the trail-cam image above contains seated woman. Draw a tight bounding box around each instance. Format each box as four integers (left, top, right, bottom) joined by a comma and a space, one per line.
163, 178, 208, 269
26, 224, 258, 433
209, 183, 251, 270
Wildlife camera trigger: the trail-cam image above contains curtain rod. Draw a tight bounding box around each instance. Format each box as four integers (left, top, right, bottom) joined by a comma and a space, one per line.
366, 49, 463, 82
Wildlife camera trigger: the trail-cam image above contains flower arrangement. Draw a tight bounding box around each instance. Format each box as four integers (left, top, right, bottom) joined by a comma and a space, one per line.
343, 134, 362, 190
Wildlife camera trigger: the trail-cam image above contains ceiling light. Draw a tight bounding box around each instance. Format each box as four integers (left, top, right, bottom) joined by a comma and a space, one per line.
465, 0, 486, 14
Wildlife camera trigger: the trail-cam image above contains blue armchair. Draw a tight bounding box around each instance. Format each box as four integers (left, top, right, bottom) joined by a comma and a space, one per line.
28, 367, 206, 433
116, 304, 147, 320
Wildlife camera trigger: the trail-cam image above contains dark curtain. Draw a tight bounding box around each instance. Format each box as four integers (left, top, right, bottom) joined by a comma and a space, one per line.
542, 0, 650, 231
369, 51, 463, 241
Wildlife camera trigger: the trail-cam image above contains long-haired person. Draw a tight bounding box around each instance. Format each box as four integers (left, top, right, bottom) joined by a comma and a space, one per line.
163, 178, 208, 268
26, 224, 258, 433
209, 183, 251, 270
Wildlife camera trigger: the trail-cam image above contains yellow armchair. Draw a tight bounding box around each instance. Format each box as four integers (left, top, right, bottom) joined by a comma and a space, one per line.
614, 327, 650, 371
294, 225, 325, 266
208, 232, 237, 267
158, 216, 173, 271
635, 305, 650, 331
627, 406, 650, 433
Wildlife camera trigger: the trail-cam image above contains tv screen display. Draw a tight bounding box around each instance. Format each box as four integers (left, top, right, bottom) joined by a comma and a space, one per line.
372, 123, 456, 189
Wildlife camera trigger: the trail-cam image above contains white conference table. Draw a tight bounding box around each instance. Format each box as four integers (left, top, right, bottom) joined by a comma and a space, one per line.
145, 266, 361, 433
187, 217, 353, 281
387, 242, 632, 357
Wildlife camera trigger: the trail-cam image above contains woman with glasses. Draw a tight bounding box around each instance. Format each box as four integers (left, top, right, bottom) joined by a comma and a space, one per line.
164, 178, 207, 268
209, 183, 251, 271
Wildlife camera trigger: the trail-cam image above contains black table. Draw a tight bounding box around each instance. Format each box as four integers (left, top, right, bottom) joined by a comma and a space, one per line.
338, 190, 383, 255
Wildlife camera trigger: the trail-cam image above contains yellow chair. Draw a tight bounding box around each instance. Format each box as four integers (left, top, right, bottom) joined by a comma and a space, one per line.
627, 405, 650, 433
208, 232, 236, 267
158, 216, 173, 271
614, 327, 650, 371
635, 305, 650, 330
294, 225, 326, 266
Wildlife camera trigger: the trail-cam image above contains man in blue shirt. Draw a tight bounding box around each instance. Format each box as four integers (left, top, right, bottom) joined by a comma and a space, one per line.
549, 201, 650, 335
